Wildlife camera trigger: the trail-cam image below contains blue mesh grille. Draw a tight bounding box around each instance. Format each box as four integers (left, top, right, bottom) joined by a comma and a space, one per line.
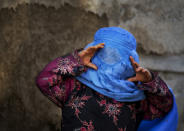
98, 47, 121, 65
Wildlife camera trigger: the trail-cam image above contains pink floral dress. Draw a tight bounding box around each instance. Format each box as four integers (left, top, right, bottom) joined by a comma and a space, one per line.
36, 50, 173, 131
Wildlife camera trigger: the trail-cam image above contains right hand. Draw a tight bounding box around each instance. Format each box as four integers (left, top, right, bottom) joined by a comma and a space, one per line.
78, 43, 105, 70
127, 56, 152, 83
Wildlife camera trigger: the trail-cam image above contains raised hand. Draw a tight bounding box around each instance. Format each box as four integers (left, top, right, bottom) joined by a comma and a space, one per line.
78, 43, 105, 70
127, 56, 152, 83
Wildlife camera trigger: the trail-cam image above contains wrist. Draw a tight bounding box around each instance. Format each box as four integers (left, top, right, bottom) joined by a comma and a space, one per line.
143, 71, 157, 84
73, 49, 85, 66
147, 71, 153, 82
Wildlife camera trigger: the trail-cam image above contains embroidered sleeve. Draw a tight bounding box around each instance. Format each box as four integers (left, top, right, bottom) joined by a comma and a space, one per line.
138, 72, 173, 120
36, 50, 87, 107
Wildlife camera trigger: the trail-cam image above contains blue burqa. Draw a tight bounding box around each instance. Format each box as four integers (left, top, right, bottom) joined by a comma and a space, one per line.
76, 27, 178, 130
138, 88, 178, 131
77, 27, 145, 102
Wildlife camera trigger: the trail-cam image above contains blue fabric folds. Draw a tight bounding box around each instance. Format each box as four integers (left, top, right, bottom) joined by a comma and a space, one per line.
138, 88, 178, 131
76, 27, 178, 130
76, 27, 145, 102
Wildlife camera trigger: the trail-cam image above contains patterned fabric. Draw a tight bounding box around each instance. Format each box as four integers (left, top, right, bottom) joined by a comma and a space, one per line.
36, 51, 173, 131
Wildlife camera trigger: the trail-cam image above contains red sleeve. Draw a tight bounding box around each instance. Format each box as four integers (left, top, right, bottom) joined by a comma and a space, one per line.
138, 72, 173, 120
36, 50, 87, 107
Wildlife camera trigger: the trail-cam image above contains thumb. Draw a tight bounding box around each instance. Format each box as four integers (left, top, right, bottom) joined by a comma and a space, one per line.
87, 62, 98, 70
127, 76, 137, 82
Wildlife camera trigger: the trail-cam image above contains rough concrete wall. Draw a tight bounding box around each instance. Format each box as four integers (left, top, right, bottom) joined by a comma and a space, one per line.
0, 3, 107, 131
0, 0, 183, 131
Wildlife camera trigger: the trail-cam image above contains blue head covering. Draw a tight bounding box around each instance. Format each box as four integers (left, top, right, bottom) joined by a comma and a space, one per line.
138, 88, 178, 131
76, 27, 145, 102
76, 27, 178, 130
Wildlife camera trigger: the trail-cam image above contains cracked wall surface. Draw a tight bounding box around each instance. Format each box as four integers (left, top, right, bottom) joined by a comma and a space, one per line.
0, 0, 183, 131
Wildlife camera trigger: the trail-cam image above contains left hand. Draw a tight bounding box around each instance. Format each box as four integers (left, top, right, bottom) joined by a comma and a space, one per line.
78, 43, 105, 70
127, 56, 152, 83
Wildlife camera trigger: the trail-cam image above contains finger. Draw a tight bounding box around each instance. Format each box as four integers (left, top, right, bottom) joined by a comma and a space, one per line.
87, 43, 104, 52
129, 56, 139, 70
127, 76, 137, 82
133, 61, 139, 68
95, 43, 105, 49
87, 43, 104, 55
97, 43, 105, 46
130, 57, 137, 71
86, 46, 94, 52
129, 56, 134, 64
142, 69, 151, 77
142, 69, 147, 73
145, 70, 152, 78
87, 62, 98, 70
136, 67, 143, 72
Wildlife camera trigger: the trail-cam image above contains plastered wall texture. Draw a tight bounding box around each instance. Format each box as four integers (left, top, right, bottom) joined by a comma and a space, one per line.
0, 0, 183, 131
